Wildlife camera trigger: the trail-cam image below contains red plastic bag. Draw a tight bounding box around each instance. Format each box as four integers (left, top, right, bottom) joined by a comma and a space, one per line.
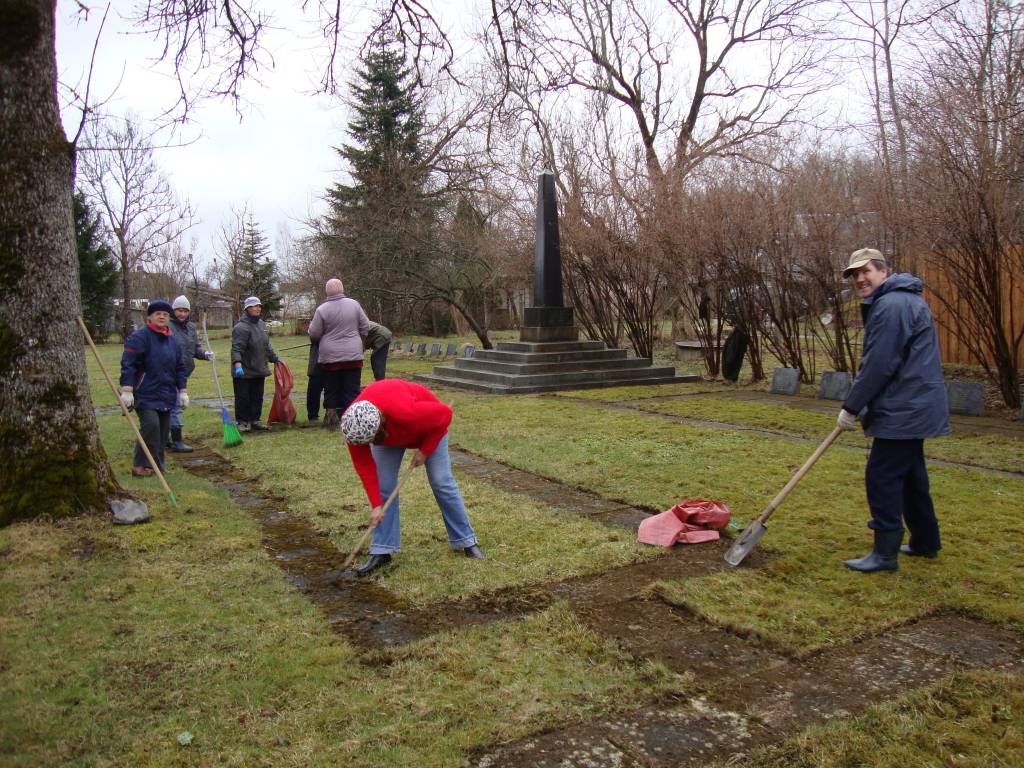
267, 361, 296, 425
637, 499, 731, 547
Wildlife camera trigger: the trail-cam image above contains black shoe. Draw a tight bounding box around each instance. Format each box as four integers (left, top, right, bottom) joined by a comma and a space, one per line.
170, 428, 193, 453
251, 421, 270, 431
355, 553, 392, 577
463, 544, 485, 560
845, 529, 902, 573
900, 544, 939, 559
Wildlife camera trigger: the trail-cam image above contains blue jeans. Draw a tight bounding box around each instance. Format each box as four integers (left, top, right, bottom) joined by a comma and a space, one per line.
169, 405, 184, 429
368, 436, 478, 554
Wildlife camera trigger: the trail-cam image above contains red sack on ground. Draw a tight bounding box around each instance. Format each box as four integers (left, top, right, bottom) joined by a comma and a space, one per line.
267, 361, 296, 425
637, 499, 731, 547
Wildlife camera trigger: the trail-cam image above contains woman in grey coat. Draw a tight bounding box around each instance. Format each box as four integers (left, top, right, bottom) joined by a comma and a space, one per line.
231, 296, 280, 431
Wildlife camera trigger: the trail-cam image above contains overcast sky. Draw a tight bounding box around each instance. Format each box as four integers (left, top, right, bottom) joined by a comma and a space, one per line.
55, 3, 401, 267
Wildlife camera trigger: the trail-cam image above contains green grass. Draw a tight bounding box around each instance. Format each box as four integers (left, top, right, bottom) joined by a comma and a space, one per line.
5, 352, 1023, 766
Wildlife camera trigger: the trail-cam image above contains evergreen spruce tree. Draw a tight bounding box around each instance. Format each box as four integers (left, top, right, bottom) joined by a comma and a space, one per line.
324, 30, 435, 322
240, 215, 282, 316
74, 193, 119, 340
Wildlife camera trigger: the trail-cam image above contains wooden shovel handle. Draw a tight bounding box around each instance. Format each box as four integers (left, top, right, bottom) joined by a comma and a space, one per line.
756, 426, 843, 524
342, 462, 418, 569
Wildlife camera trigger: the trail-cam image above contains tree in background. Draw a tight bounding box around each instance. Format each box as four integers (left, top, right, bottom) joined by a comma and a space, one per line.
241, 215, 282, 317
74, 192, 119, 340
323, 29, 434, 325
77, 115, 194, 340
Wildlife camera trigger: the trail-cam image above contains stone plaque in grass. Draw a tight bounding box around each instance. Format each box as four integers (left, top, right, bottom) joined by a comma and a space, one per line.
462, 344, 476, 358
445, 343, 457, 357
818, 371, 852, 401
430, 343, 441, 357
416, 343, 427, 356
947, 381, 984, 416
770, 367, 800, 396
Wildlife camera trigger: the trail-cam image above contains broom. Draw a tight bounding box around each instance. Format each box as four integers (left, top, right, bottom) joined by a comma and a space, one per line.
201, 313, 243, 448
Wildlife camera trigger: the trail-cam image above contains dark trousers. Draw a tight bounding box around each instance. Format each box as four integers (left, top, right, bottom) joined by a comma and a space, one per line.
306, 371, 324, 420
865, 438, 941, 551
369, 346, 389, 381
320, 366, 362, 415
135, 409, 170, 470
232, 376, 266, 424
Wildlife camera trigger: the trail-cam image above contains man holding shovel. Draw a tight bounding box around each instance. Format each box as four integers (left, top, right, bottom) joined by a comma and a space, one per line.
340, 379, 484, 577
836, 248, 949, 573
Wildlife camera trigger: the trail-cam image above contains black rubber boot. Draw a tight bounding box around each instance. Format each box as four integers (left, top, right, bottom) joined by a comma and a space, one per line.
463, 544, 485, 560
900, 544, 939, 558
355, 553, 392, 577
170, 427, 193, 453
844, 529, 902, 573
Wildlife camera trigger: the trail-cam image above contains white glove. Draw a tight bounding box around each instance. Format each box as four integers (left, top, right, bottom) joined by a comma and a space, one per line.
178, 391, 190, 409
837, 408, 858, 431
119, 390, 134, 410
205, 350, 215, 361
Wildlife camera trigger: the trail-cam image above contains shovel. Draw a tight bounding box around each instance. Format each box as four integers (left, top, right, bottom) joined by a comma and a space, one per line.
342, 462, 418, 570
724, 426, 843, 567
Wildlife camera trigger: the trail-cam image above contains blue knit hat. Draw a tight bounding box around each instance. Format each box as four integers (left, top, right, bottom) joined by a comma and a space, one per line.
147, 300, 174, 315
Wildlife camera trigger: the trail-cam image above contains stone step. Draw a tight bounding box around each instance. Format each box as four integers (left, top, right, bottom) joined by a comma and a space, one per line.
452, 356, 648, 375
495, 340, 608, 353
472, 348, 629, 364
416, 371, 697, 394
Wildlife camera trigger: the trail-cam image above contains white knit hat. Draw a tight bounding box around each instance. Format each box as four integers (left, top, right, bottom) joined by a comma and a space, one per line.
172, 295, 190, 310
243, 296, 262, 309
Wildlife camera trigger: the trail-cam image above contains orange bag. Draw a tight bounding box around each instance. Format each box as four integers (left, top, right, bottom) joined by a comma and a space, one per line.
637, 499, 731, 547
267, 361, 296, 425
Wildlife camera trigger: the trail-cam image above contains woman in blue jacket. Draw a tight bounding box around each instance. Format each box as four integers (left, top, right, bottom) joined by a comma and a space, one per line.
119, 301, 188, 477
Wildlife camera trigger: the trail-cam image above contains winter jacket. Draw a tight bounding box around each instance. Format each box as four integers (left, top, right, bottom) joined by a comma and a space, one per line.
347, 380, 453, 507
308, 294, 369, 364
120, 324, 187, 411
363, 321, 393, 351
843, 273, 950, 439
231, 315, 279, 379
169, 317, 208, 378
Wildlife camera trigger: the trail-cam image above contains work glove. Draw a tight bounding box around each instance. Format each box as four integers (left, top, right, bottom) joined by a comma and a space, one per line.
837, 408, 858, 431
205, 350, 215, 361
178, 391, 190, 409
233, 366, 244, 379
119, 389, 134, 411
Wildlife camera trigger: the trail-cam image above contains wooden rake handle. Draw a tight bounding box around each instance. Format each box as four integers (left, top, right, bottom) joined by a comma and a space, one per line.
755, 425, 844, 525
342, 462, 418, 569
77, 317, 178, 507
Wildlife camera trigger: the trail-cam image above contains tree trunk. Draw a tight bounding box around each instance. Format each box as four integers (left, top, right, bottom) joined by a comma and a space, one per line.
0, 0, 118, 526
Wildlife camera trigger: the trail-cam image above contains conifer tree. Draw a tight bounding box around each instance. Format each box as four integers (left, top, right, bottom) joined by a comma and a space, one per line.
241, 215, 282, 317
74, 193, 119, 340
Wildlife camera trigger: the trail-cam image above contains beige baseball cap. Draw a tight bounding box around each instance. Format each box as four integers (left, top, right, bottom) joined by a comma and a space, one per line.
842, 248, 886, 278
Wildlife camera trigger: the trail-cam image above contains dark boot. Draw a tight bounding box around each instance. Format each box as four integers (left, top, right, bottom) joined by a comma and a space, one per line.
170, 427, 193, 453
463, 544, 485, 559
845, 529, 902, 573
355, 553, 392, 577
900, 544, 939, 558
251, 421, 270, 431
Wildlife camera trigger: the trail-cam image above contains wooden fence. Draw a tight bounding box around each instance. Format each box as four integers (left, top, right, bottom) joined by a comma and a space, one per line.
912, 251, 1024, 367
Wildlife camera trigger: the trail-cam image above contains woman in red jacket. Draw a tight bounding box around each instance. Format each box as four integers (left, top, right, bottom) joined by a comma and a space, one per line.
341, 379, 484, 576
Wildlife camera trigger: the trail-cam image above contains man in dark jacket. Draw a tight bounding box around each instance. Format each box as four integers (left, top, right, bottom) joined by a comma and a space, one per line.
837, 249, 950, 573
168, 295, 214, 452
231, 296, 280, 432
120, 301, 188, 476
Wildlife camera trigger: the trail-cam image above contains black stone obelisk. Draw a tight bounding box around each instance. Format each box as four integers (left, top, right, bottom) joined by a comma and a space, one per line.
521, 172, 578, 342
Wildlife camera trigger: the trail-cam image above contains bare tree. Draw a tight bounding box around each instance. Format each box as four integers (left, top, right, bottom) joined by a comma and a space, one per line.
902, 0, 1024, 409
77, 115, 195, 339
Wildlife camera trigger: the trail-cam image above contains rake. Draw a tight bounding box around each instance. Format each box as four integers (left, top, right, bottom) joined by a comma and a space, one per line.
342, 462, 418, 570
201, 313, 243, 448
77, 317, 178, 509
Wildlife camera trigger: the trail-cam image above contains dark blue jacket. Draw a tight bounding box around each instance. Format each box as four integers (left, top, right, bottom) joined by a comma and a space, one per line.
843, 273, 950, 439
120, 325, 187, 411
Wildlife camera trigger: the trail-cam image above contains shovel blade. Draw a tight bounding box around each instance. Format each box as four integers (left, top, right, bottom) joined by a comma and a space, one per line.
724, 520, 767, 566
